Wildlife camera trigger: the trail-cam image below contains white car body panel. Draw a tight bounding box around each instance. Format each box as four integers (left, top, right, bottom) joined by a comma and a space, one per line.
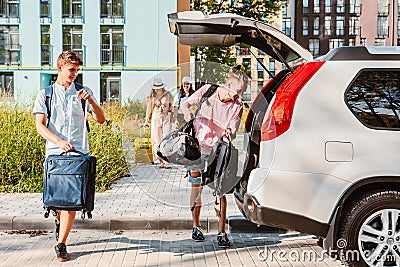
249, 59, 400, 224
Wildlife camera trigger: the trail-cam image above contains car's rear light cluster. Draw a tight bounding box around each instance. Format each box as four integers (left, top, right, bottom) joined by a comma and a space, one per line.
261, 61, 325, 141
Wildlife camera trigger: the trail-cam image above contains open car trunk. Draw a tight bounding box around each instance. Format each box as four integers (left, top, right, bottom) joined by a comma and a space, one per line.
167, 11, 312, 214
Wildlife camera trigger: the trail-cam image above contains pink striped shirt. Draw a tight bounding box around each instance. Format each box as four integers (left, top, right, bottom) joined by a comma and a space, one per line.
187, 84, 243, 155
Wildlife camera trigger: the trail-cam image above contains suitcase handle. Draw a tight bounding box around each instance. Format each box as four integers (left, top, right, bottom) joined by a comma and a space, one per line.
60, 150, 85, 156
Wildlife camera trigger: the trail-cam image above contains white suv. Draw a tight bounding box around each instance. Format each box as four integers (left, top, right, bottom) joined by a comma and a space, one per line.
169, 11, 400, 267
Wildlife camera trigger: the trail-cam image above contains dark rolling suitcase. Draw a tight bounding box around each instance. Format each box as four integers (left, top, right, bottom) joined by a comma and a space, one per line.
43, 152, 96, 219
43, 96, 96, 219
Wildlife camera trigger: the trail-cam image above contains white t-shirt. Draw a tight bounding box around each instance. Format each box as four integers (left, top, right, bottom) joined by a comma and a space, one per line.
32, 82, 97, 157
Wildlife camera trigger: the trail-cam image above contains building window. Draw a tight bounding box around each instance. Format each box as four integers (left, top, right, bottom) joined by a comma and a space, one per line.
282, 18, 291, 36
398, 17, 400, 36
349, 38, 355, 46
345, 69, 400, 129
377, 17, 388, 36
349, 0, 361, 14
337, 0, 345, 13
309, 39, 320, 56
378, 0, 389, 16
0, 72, 13, 97
374, 38, 385, 46
313, 17, 319, 36
282, 3, 287, 16
236, 45, 250, 56
268, 59, 275, 77
324, 16, 331, 36
0, 0, 19, 18
329, 38, 344, 50
325, 0, 331, 13
398, 39, 400, 46
257, 81, 263, 93
40, 0, 51, 18
303, 17, 309, 36
336, 16, 345, 36
313, 0, 320, 13
242, 58, 251, 76
41, 25, 52, 66
349, 17, 360, 35
0, 26, 19, 65
101, 26, 124, 66
361, 38, 366, 46
258, 49, 266, 56
100, 0, 123, 19
62, 0, 82, 18
257, 58, 264, 79
100, 72, 121, 104
62, 25, 83, 59
303, 0, 309, 14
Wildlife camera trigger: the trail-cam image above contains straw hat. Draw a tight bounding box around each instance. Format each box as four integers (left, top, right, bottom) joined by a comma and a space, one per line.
152, 78, 164, 90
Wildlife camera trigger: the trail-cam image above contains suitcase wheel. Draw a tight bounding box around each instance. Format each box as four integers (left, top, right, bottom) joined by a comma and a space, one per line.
44, 211, 49, 218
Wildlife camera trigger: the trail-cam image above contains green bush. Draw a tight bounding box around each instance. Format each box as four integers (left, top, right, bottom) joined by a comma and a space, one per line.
0, 101, 129, 193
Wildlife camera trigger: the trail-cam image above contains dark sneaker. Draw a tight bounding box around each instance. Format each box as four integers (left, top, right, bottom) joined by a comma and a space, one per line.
217, 232, 231, 248
192, 226, 205, 242
55, 220, 60, 241
54, 243, 70, 262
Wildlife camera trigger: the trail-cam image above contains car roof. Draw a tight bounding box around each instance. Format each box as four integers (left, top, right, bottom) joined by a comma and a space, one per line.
168, 11, 312, 66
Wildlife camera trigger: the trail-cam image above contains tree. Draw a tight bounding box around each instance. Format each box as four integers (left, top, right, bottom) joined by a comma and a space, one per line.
190, 0, 287, 87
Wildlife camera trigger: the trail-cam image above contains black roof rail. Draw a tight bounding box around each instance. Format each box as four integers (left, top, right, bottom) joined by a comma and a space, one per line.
322, 46, 400, 61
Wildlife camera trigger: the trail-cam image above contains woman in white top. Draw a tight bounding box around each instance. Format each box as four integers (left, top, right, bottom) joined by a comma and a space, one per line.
172, 76, 195, 127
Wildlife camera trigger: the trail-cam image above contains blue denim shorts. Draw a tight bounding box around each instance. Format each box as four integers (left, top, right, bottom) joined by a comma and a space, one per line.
187, 154, 209, 185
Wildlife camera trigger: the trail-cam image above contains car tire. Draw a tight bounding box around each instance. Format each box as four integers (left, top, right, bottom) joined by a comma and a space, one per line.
337, 190, 400, 267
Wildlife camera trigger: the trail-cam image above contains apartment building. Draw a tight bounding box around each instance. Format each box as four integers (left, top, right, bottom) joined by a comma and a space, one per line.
0, 0, 178, 103
289, 0, 399, 57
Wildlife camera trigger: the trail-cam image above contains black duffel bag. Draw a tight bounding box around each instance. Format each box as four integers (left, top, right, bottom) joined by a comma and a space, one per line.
157, 119, 201, 166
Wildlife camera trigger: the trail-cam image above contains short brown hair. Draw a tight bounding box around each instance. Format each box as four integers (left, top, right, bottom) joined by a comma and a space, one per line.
57, 51, 83, 67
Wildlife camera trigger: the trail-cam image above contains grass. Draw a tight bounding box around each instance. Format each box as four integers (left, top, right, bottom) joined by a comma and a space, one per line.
0, 101, 134, 193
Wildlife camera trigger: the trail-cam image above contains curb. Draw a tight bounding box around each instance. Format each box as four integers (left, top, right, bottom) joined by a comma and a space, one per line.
0, 215, 285, 234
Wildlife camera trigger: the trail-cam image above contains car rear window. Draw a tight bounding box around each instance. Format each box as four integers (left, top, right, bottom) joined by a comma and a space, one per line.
345, 69, 400, 129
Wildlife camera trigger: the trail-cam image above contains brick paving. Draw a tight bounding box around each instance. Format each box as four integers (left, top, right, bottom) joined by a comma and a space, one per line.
0, 230, 344, 267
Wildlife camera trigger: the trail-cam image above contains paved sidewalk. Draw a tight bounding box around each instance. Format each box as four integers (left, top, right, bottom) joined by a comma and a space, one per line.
0, 163, 262, 232
0, 230, 344, 267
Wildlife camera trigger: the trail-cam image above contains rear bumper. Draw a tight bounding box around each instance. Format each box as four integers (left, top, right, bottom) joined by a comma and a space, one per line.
241, 193, 330, 237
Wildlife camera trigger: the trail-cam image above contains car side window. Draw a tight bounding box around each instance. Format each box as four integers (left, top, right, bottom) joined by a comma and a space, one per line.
345, 69, 400, 129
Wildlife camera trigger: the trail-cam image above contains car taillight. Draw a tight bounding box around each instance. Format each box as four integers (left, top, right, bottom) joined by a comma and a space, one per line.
261, 61, 325, 141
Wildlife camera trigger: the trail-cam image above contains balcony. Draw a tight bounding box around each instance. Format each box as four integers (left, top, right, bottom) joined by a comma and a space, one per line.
101, 44, 125, 66
349, 4, 362, 14
0, 1, 19, 18
62, 0, 84, 23
41, 44, 53, 66
0, 45, 20, 66
100, 1, 123, 18
378, 4, 389, 16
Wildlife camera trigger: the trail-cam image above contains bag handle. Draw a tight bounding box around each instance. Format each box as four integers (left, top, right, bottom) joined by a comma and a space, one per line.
60, 150, 85, 156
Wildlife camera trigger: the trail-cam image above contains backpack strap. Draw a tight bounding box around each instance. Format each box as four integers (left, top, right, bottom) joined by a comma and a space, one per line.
74, 82, 90, 133
44, 85, 53, 128
194, 84, 218, 116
